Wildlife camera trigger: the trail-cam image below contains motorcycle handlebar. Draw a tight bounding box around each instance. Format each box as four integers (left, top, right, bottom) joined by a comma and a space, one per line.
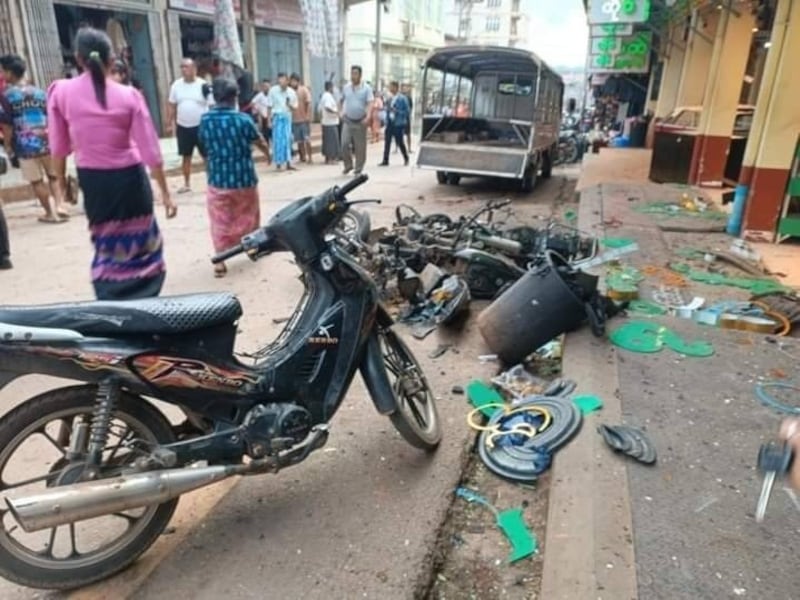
211, 244, 244, 264
336, 173, 369, 199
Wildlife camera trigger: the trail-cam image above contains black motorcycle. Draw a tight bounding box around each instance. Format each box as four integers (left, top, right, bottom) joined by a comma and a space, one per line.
0, 174, 441, 590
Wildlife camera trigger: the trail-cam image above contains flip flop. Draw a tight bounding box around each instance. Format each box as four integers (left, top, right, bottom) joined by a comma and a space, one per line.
56, 211, 71, 220
177, 187, 191, 194
38, 215, 66, 224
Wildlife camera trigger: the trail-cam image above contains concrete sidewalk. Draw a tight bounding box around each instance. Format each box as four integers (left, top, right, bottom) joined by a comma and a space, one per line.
0, 124, 323, 203
542, 148, 800, 599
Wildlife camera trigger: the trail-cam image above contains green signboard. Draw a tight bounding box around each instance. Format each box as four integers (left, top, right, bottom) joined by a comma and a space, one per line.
589, 32, 652, 73
588, 0, 651, 25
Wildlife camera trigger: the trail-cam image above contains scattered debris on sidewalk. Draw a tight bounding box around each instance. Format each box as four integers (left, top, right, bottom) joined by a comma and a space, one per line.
609, 320, 715, 357
455, 488, 538, 563
598, 424, 657, 465
755, 382, 800, 415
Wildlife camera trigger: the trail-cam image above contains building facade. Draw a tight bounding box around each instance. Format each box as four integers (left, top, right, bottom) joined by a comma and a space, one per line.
345, 0, 446, 90
446, 0, 528, 48
0, 0, 340, 132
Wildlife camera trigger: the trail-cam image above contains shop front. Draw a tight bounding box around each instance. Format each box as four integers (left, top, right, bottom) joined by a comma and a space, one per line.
166, 0, 244, 79
52, 2, 165, 129
15, 0, 167, 131
253, 0, 305, 84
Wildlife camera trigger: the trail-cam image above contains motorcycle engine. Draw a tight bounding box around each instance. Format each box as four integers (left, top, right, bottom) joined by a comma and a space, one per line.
242, 404, 312, 458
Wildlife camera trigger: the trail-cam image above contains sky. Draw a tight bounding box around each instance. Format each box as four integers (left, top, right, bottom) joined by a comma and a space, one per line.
526, 0, 588, 70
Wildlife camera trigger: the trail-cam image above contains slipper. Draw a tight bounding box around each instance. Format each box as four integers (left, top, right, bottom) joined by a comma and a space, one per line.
56, 211, 71, 220
38, 215, 66, 224
214, 264, 227, 278
177, 186, 191, 194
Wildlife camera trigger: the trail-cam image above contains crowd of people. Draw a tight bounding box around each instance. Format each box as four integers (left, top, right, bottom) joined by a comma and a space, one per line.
0, 25, 415, 288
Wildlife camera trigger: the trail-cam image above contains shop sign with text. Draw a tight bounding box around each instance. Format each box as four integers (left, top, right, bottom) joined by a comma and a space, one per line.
588, 0, 651, 24
589, 32, 652, 73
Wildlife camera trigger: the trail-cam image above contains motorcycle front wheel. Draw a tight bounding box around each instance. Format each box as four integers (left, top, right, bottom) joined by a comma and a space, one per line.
379, 328, 442, 451
0, 385, 177, 590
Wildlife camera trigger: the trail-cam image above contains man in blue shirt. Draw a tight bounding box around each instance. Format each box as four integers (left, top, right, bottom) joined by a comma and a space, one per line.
0, 54, 67, 223
379, 81, 409, 167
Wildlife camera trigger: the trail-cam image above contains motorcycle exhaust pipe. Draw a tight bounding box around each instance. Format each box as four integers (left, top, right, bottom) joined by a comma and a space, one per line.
476, 234, 523, 257
5, 464, 238, 533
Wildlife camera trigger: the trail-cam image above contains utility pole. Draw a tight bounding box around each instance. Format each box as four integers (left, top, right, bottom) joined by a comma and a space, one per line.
375, 0, 382, 91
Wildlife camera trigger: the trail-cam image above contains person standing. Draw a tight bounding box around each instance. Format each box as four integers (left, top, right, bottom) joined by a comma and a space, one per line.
0, 54, 68, 223
289, 73, 312, 164
252, 78, 272, 157
340, 65, 374, 176
48, 27, 176, 300
379, 81, 409, 167
267, 73, 298, 171
401, 83, 414, 153
199, 78, 270, 278
0, 71, 10, 270
167, 58, 210, 194
319, 81, 341, 164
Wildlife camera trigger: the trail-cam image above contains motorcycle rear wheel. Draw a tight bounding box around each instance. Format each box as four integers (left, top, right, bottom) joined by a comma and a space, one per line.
379, 328, 442, 451
0, 385, 177, 590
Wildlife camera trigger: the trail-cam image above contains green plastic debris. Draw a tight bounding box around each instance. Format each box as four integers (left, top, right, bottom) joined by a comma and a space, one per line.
466, 380, 505, 418
601, 237, 636, 249
669, 263, 788, 294
456, 487, 538, 563
573, 395, 604, 414
673, 248, 706, 260
564, 209, 577, 222
606, 265, 644, 298
634, 202, 727, 220
628, 300, 668, 316
609, 320, 714, 357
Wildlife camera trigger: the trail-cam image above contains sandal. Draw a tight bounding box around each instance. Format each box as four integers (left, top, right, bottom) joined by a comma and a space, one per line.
177, 186, 191, 194
214, 263, 227, 278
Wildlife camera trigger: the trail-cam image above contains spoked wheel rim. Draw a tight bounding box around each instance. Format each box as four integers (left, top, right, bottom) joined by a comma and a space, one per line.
0, 406, 161, 571
379, 329, 441, 444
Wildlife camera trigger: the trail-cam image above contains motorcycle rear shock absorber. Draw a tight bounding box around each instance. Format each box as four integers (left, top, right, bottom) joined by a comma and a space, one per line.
87, 379, 120, 466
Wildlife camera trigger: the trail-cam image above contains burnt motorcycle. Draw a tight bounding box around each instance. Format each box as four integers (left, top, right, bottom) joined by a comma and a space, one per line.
0, 174, 440, 590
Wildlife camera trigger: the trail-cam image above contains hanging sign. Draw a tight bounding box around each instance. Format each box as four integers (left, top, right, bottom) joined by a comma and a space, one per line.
588, 0, 651, 24
589, 32, 652, 73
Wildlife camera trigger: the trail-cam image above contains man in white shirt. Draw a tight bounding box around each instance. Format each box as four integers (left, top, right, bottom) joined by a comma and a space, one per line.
168, 58, 211, 193
251, 79, 272, 163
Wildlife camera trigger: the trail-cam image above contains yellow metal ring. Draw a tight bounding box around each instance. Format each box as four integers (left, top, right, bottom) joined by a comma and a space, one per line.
466, 404, 553, 434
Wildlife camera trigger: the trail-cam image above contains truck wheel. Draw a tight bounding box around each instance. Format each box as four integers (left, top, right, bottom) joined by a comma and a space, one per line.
446, 173, 461, 186
541, 151, 553, 179
436, 171, 447, 185
519, 166, 536, 193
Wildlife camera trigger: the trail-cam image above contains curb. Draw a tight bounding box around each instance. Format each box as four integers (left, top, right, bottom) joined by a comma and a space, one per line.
539, 183, 639, 599
0, 139, 323, 204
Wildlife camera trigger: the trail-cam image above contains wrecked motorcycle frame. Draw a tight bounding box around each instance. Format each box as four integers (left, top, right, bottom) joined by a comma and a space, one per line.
0, 175, 441, 590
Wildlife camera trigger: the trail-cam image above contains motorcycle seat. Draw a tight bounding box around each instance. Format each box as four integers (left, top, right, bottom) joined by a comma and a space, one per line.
0, 293, 243, 337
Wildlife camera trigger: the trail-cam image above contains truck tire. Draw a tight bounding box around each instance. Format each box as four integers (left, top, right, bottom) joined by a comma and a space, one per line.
446, 173, 461, 186
541, 150, 553, 179
436, 171, 447, 184
519, 164, 537, 193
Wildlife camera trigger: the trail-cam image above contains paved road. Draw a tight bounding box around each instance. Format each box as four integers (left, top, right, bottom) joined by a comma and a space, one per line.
0, 152, 573, 598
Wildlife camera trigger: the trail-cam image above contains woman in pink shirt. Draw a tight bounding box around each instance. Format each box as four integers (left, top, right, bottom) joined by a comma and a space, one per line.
48, 27, 176, 300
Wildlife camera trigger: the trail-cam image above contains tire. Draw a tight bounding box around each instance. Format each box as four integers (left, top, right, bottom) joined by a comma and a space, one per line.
0, 385, 178, 590
565, 139, 579, 163
446, 173, 461, 186
541, 150, 553, 179
436, 171, 447, 185
340, 209, 371, 242
379, 328, 442, 451
519, 165, 536, 193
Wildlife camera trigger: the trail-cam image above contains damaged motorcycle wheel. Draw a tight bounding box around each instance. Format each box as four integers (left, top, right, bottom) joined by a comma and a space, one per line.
0, 386, 178, 590
379, 328, 442, 451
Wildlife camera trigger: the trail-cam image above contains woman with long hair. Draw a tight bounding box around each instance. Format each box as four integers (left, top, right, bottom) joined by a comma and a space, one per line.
199, 77, 269, 278
48, 28, 176, 300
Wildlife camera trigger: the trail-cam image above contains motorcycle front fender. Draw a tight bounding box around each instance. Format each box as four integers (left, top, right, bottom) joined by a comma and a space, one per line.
358, 306, 398, 416
0, 370, 19, 392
